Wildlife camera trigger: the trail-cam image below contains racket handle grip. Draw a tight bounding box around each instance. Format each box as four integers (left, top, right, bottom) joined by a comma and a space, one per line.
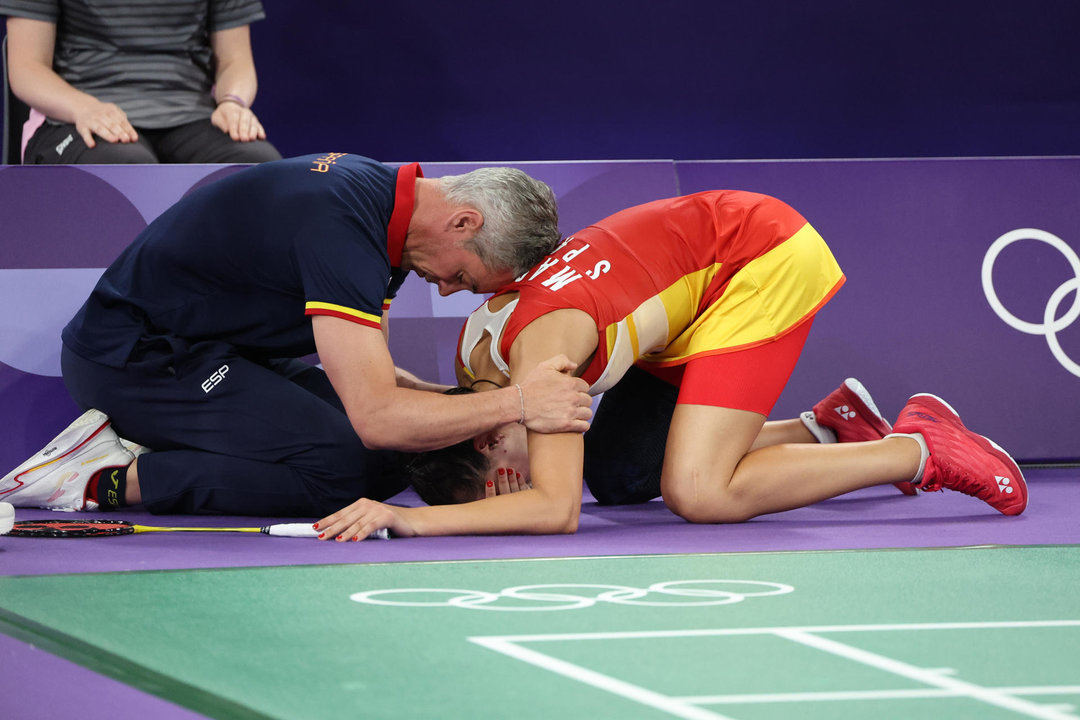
263, 523, 318, 537
263, 523, 391, 540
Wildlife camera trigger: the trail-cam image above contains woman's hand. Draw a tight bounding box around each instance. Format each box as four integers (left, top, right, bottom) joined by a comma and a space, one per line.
72, 98, 138, 147
211, 101, 267, 142
485, 467, 531, 498
314, 498, 417, 542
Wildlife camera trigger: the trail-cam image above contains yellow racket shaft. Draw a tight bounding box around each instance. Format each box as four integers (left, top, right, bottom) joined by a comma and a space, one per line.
131, 525, 264, 534
124, 520, 373, 537
125, 523, 380, 538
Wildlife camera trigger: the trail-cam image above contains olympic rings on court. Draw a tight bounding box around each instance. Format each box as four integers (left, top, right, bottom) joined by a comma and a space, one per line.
349, 580, 794, 612
982, 228, 1080, 378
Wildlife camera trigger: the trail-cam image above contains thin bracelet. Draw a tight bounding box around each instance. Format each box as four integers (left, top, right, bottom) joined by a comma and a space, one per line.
218, 93, 248, 109
469, 378, 502, 390
514, 384, 525, 424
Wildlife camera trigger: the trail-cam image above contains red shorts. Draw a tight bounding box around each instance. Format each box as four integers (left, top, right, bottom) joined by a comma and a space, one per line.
638, 318, 813, 416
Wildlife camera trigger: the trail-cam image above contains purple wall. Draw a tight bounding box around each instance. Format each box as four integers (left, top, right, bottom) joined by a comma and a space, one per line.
1, 158, 1077, 474
245, 0, 1080, 162
5, 3, 1079, 164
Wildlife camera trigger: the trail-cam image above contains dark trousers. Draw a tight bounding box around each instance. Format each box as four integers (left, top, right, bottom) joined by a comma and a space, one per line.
25, 118, 282, 164
584, 365, 679, 505
61, 342, 405, 517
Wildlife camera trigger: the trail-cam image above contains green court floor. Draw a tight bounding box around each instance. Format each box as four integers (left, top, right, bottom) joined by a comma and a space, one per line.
1, 546, 1077, 720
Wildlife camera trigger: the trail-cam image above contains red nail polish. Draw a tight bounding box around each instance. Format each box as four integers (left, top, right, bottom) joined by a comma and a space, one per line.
318, 533, 325, 539
487, 480, 494, 487
352, 536, 360, 542
312, 523, 319, 530
498, 468, 505, 475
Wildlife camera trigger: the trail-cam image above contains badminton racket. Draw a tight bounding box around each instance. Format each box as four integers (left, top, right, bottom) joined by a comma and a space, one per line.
6, 519, 389, 540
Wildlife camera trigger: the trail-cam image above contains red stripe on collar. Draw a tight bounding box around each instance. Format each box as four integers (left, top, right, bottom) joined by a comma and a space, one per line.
387, 162, 423, 266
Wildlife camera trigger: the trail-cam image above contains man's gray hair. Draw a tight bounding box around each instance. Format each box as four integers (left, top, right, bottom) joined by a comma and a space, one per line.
438, 167, 560, 277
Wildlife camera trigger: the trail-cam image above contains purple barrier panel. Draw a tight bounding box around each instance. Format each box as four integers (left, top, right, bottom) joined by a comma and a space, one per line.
676, 157, 1080, 462
0, 165, 249, 474
0, 166, 146, 268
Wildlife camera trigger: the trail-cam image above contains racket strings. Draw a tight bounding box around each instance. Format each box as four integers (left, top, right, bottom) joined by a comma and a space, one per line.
10, 519, 135, 537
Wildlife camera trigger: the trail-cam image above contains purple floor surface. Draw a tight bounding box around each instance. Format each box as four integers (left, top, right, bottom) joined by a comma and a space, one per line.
2, 467, 1076, 577
1, 468, 1075, 720
0, 633, 208, 720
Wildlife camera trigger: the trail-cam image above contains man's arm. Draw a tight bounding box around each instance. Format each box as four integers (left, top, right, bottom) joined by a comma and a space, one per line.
312, 315, 590, 451
394, 366, 453, 393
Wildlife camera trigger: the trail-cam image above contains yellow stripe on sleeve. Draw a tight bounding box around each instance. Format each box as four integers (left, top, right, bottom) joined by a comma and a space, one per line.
305, 301, 383, 327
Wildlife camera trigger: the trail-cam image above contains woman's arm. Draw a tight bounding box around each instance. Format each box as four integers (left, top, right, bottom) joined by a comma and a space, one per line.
5, 17, 137, 146
209, 24, 265, 142
315, 308, 599, 540
316, 413, 586, 539
394, 366, 453, 393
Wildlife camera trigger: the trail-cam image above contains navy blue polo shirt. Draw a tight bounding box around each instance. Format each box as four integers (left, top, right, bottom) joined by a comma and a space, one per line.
62, 154, 420, 367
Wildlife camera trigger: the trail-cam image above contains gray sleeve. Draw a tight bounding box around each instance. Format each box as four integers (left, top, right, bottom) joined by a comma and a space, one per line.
208, 0, 266, 32
0, 0, 60, 23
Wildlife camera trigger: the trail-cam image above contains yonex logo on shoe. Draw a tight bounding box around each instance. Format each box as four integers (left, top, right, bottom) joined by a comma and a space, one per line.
996, 476, 1014, 494
43, 446, 59, 457
909, 411, 939, 423
833, 405, 856, 420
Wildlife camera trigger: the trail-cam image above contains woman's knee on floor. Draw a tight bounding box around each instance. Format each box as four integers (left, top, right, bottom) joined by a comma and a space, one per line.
660, 461, 755, 524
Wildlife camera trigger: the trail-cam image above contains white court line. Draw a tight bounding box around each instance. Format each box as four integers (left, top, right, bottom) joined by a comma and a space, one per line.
776, 629, 1078, 720
471, 620, 1080, 720
679, 686, 1080, 704
480, 619, 1080, 644
469, 636, 737, 720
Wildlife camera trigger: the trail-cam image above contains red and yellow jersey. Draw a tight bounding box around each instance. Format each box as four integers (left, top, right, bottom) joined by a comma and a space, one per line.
458, 190, 844, 393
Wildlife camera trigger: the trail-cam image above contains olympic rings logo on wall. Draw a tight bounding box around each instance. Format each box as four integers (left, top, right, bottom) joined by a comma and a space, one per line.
349, 579, 794, 612
982, 228, 1080, 378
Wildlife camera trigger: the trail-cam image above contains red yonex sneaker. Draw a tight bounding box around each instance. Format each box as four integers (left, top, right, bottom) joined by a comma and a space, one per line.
892, 393, 1027, 516
813, 378, 917, 496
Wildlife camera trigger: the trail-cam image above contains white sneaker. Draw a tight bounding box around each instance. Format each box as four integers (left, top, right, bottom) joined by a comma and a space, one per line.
0, 409, 134, 511
119, 438, 151, 457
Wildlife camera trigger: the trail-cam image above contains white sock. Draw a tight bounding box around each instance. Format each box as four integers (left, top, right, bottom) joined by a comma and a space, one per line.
885, 432, 929, 484
800, 411, 837, 444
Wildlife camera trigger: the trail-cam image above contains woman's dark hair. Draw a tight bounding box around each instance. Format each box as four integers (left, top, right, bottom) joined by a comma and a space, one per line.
406, 387, 492, 505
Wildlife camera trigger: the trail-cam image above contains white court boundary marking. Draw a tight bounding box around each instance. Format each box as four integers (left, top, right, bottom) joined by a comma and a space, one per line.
469, 620, 1080, 720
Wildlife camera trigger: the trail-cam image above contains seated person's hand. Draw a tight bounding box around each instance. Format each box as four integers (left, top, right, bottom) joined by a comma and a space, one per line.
211, 101, 267, 142
73, 99, 138, 147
